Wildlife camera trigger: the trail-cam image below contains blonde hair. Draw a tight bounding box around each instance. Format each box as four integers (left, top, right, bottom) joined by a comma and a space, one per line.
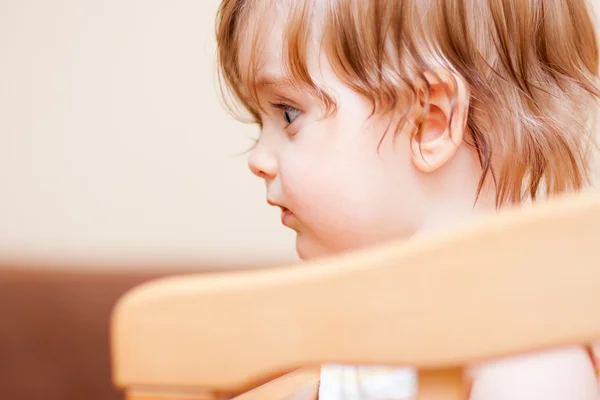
216, 0, 600, 206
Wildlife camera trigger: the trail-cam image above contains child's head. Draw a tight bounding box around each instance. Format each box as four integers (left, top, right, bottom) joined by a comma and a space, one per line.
216, 0, 600, 260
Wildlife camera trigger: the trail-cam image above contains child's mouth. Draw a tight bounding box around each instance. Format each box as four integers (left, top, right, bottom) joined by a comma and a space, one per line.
281, 207, 293, 226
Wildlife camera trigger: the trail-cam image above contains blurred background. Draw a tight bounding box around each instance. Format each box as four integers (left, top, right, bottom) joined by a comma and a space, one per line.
1, 1, 599, 400
0, 1, 295, 399
0, 0, 298, 266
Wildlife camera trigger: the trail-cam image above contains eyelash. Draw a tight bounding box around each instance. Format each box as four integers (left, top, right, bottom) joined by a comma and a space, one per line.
270, 102, 302, 127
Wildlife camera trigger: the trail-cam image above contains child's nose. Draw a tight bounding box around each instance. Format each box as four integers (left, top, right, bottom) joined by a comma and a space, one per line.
248, 144, 278, 180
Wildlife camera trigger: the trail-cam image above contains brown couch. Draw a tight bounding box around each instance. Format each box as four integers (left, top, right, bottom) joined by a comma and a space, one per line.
0, 259, 272, 400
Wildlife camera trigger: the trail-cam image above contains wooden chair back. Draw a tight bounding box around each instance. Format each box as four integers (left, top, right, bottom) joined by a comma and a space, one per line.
111, 191, 600, 400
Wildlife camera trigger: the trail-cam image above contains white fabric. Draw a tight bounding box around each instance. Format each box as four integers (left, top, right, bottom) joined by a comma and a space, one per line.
318, 364, 417, 399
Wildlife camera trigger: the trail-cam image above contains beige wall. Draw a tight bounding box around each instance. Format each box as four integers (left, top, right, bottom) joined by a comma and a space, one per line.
0, 0, 296, 266
1, 1, 599, 267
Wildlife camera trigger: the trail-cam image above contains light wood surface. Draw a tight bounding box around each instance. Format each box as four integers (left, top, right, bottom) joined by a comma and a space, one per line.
127, 392, 217, 400
418, 368, 466, 400
111, 190, 600, 399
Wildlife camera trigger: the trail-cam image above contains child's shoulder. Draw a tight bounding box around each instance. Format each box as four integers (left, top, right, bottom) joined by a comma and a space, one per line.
469, 345, 597, 400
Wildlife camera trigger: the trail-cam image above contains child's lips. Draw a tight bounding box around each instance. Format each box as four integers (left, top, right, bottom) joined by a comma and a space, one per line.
267, 198, 295, 227
280, 207, 294, 226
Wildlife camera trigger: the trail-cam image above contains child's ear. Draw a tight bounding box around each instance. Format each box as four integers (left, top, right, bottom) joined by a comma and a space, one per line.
409, 70, 469, 173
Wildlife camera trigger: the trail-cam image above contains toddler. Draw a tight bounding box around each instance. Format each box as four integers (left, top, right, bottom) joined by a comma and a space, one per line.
215, 0, 600, 398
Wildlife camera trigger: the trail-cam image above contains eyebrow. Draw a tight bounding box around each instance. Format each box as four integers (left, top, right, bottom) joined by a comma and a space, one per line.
255, 73, 294, 87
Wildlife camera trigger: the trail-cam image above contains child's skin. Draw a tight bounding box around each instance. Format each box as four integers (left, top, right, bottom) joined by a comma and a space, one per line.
222, 3, 599, 399
246, 16, 495, 261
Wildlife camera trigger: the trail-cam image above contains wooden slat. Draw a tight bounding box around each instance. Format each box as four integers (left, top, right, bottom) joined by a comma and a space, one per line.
112, 191, 600, 393
418, 368, 467, 400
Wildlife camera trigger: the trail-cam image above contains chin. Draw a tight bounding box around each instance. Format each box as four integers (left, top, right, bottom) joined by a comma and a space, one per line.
295, 243, 311, 261
295, 234, 330, 261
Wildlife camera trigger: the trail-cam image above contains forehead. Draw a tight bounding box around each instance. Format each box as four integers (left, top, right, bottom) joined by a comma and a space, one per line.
236, 4, 286, 82
235, 1, 326, 88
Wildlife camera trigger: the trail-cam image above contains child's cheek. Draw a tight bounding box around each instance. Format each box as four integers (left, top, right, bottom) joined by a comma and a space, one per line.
283, 158, 360, 235
284, 160, 339, 220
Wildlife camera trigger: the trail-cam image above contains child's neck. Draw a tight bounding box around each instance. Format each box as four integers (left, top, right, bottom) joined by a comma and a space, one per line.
414, 200, 497, 238
413, 146, 498, 238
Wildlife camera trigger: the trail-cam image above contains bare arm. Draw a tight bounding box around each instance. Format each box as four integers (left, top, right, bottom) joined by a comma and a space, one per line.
469, 345, 598, 400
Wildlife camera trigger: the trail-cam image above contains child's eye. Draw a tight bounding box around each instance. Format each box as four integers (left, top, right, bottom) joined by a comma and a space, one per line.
271, 103, 302, 126
282, 106, 301, 125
